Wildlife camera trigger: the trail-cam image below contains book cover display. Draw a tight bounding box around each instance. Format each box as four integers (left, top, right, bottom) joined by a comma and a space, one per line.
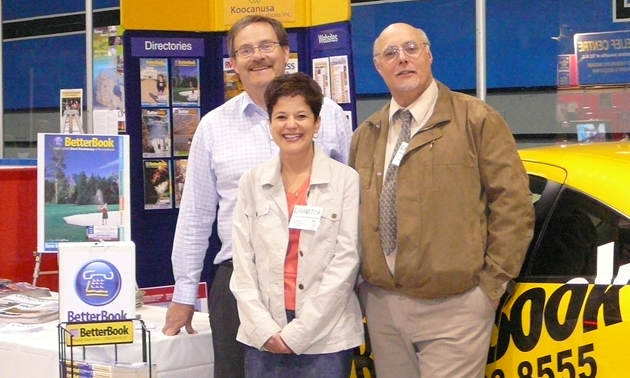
172, 108, 200, 157
141, 108, 171, 158
37, 134, 131, 252
171, 58, 200, 107
143, 159, 172, 210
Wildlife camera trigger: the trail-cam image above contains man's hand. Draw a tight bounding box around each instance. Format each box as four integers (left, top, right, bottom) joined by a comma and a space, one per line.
264, 333, 292, 354
162, 302, 196, 336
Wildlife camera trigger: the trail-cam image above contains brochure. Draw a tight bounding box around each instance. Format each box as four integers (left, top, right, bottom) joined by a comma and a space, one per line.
141, 108, 171, 158
171, 58, 200, 106
143, 159, 172, 210
172, 107, 200, 157
139, 58, 169, 107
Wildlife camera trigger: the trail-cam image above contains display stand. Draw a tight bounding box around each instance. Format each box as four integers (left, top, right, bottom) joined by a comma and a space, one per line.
32, 251, 58, 286
58, 319, 152, 377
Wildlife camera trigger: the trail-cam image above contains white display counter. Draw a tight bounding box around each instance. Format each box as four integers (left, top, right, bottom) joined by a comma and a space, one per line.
0, 305, 213, 378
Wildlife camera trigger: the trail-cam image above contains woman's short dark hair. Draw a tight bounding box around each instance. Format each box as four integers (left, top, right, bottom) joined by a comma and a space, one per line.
264, 72, 324, 119
227, 15, 289, 58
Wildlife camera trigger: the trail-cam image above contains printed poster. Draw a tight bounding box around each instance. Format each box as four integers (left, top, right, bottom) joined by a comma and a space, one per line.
173, 159, 188, 208
171, 58, 200, 107
141, 108, 171, 158
37, 134, 131, 252
140, 58, 169, 107
312, 58, 332, 99
60, 89, 84, 134
93, 25, 125, 134
330, 55, 351, 104
172, 108, 200, 157
143, 159, 172, 210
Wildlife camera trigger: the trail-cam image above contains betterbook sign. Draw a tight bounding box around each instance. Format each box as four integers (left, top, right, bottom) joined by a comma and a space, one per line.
58, 241, 136, 324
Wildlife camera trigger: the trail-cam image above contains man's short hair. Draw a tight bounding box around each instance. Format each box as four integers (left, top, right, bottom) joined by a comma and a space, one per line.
227, 15, 290, 58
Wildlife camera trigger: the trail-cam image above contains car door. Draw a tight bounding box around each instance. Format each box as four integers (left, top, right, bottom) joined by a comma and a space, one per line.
486, 164, 630, 378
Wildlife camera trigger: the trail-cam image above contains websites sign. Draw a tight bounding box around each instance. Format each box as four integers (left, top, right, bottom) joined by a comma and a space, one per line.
574, 30, 630, 85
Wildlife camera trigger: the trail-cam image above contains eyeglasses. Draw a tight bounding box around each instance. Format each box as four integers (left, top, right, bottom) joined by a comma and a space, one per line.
234, 41, 281, 59
375, 42, 429, 62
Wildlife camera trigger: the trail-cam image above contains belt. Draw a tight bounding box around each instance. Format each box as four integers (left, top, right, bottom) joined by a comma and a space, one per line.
219, 259, 233, 267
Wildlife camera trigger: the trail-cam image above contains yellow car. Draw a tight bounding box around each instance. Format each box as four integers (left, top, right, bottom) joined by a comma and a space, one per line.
486, 141, 630, 378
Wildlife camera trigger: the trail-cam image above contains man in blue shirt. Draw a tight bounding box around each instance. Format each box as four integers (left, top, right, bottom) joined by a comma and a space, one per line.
161, 15, 352, 378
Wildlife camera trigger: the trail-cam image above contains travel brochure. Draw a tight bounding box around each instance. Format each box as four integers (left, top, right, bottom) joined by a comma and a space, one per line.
171, 58, 200, 107
172, 108, 200, 157
139, 54, 202, 211
143, 159, 172, 210
141, 108, 171, 158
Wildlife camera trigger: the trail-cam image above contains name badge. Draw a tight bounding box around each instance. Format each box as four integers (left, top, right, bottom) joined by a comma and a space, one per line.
391, 142, 409, 167
289, 206, 323, 231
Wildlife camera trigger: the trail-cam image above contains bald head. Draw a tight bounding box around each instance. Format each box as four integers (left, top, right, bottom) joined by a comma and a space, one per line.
373, 23, 430, 57
372, 23, 434, 107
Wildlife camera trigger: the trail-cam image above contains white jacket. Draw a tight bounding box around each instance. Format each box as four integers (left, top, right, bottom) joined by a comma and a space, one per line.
230, 146, 364, 355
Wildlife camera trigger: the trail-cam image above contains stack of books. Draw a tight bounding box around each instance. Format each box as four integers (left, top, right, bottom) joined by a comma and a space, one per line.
0, 278, 52, 298
63, 360, 158, 378
0, 293, 59, 324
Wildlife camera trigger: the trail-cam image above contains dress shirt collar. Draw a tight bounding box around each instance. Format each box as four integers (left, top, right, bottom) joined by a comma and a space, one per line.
239, 91, 268, 117
387, 79, 438, 126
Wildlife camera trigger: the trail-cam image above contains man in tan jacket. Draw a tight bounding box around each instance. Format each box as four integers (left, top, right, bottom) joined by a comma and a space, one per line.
350, 23, 534, 377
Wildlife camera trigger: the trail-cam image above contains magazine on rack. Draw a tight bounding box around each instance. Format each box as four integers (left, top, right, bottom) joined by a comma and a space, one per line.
0, 294, 59, 324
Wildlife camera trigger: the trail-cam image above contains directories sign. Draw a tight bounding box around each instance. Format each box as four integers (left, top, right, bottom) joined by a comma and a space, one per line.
574, 30, 630, 85
59, 241, 136, 324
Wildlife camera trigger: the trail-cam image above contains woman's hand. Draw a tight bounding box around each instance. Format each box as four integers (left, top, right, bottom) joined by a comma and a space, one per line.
264, 333, 293, 354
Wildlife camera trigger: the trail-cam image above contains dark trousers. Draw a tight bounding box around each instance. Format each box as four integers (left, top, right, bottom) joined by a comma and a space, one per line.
209, 262, 244, 378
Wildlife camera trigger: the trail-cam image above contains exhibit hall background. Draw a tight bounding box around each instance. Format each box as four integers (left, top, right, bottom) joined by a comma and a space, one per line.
2, 0, 630, 289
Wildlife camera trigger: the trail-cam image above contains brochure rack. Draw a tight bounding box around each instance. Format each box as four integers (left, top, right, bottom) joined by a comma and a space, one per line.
57, 319, 152, 378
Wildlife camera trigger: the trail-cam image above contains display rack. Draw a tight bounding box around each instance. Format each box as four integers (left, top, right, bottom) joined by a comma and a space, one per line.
57, 319, 152, 378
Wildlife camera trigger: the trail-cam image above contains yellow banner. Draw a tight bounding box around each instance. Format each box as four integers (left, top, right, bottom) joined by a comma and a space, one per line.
224, 0, 296, 25
65, 320, 134, 346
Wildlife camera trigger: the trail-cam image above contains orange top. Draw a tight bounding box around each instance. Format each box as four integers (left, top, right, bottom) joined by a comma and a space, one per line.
284, 177, 310, 311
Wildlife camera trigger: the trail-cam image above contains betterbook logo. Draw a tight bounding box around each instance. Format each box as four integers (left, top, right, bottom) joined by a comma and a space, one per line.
74, 260, 122, 306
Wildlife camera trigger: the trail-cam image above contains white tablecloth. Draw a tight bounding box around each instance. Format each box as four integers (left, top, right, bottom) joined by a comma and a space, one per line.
0, 306, 213, 378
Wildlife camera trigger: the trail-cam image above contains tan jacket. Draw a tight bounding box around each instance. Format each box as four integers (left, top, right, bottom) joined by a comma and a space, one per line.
349, 81, 534, 301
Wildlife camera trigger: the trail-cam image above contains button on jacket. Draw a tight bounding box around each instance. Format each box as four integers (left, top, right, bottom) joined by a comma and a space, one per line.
349, 81, 535, 301
230, 146, 364, 355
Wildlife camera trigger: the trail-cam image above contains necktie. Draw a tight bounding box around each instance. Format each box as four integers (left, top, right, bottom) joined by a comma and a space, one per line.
379, 110, 413, 255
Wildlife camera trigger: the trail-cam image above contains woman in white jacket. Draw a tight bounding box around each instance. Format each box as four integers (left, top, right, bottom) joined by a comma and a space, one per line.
230, 72, 363, 377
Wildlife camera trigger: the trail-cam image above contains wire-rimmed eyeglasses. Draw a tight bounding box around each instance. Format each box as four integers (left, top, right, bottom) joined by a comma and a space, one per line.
234, 41, 281, 59
374, 42, 429, 62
